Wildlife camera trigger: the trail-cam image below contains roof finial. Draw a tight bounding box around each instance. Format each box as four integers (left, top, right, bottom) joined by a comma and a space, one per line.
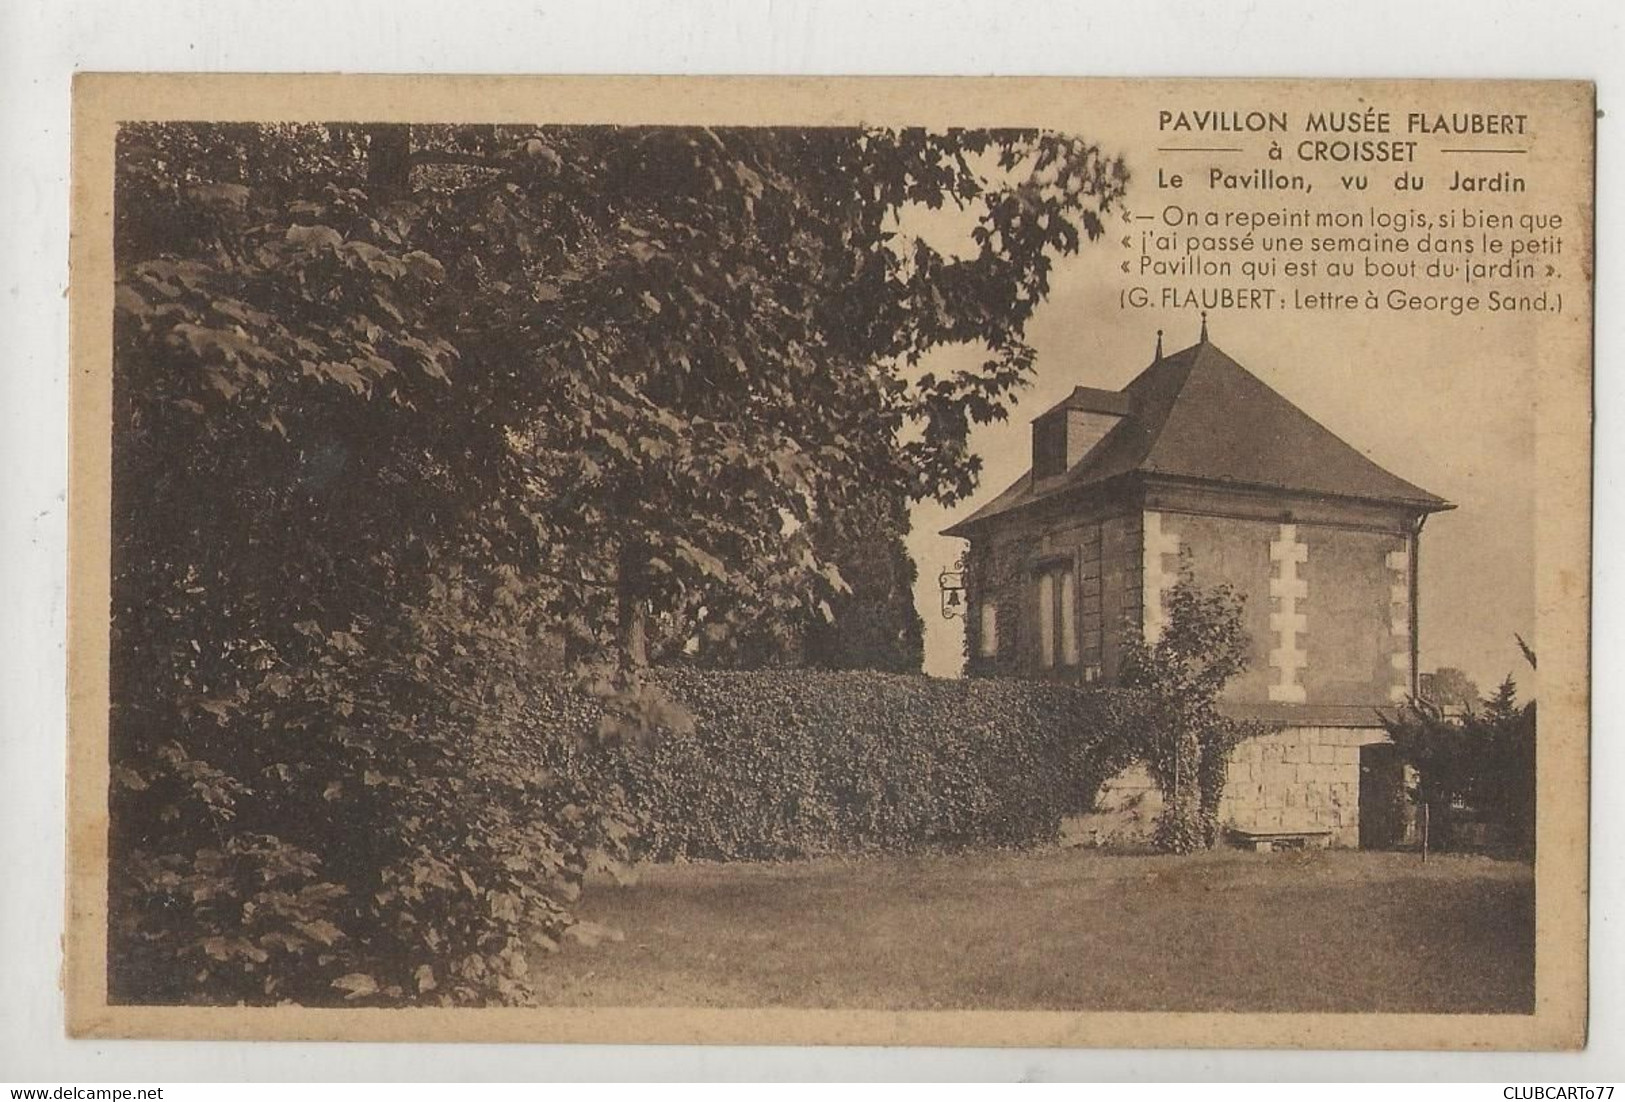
1154, 329, 1163, 360
1200, 311, 1209, 343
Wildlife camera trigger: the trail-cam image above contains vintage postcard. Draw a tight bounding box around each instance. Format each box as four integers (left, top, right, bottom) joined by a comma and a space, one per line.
67, 75, 1593, 1048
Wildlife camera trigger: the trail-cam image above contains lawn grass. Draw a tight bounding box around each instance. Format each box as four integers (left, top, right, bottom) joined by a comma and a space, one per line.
529, 847, 1534, 1013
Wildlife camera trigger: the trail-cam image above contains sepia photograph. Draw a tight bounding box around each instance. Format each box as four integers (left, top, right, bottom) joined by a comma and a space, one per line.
63, 75, 1593, 1049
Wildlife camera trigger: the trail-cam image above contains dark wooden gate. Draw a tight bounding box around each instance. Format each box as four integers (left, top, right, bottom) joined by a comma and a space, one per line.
1358, 742, 1407, 849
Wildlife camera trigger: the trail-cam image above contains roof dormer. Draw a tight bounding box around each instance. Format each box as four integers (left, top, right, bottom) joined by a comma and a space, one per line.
1031, 386, 1133, 480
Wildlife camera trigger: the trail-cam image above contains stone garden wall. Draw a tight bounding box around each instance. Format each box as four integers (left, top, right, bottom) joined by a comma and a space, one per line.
1073, 725, 1391, 849
1218, 726, 1390, 848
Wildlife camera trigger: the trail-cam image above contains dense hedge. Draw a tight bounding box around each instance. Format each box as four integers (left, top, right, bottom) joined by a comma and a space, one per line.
528, 669, 1144, 860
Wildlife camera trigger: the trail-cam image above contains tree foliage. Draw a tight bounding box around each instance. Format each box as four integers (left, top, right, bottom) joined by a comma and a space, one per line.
1117, 571, 1258, 853
800, 491, 926, 673
1422, 667, 1481, 711
109, 121, 1128, 1004
690, 488, 926, 672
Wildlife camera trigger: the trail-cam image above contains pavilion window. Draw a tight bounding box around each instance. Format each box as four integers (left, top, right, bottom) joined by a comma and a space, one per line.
978, 601, 998, 658
1060, 570, 1079, 666
1036, 562, 1078, 669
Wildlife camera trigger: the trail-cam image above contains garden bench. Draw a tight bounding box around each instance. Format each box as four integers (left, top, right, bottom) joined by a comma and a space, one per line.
1226, 827, 1333, 853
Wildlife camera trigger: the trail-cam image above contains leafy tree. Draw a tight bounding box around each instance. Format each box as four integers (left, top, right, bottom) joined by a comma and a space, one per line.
801, 491, 926, 673
1476, 676, 1537, 849
109, 122, 1129, 1003
1422, 667, 1480, 711
690, 488, 925, 672
1117, 570, 1258, 853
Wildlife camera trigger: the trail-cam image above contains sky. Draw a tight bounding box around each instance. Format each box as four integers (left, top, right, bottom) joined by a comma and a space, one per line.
903, 122, 1541, 697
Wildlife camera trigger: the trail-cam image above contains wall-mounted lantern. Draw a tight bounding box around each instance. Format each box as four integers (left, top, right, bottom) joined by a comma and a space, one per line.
938, 552, 968, 620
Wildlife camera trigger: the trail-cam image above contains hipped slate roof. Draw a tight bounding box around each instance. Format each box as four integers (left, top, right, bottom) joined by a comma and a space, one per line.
943, 338, 1451, 537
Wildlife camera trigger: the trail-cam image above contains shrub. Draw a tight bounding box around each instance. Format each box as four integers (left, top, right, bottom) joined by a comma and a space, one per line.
529, 669, 1144, 860
1381, 673, 1536, 854
1118, 573, 1259, 853
109, 576, 638, 1009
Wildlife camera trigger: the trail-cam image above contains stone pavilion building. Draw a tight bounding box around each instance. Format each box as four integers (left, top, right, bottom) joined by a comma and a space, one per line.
942, 324, 1453, 847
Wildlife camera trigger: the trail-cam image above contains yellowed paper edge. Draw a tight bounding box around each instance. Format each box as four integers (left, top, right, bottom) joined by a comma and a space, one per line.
66, 73, 1593, 1049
